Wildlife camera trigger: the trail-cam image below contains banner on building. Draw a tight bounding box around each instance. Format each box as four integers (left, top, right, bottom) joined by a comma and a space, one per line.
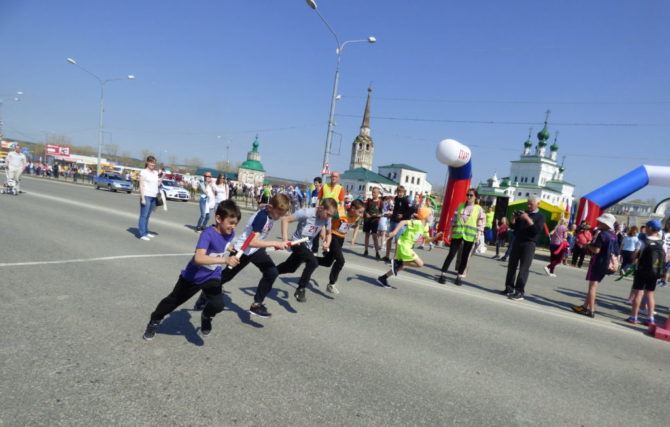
46, 144, 70, 155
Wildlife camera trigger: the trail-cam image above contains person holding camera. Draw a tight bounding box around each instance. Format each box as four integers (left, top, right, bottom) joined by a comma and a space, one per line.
502, 195, 546, 300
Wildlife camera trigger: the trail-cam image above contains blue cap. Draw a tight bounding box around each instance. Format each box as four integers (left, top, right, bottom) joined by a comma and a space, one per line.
646, 219, 662, 231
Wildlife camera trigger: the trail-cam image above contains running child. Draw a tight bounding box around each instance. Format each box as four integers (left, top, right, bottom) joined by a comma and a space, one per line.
317, 199, 364, 295
276, 198, 338, 303
142, 200, 241, 340
376, 207, 443, 288
193, 194, 291, 318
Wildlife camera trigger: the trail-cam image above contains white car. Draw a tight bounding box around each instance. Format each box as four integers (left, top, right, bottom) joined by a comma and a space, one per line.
160, 180, 190, 201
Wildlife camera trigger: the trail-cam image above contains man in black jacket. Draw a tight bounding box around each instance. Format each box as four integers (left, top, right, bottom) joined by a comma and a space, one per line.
503, 195, 546, 300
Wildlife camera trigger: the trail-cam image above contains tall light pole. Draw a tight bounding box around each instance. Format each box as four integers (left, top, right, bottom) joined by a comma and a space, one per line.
66, 58, 135, 176
0, 91, 23, 139
306, 0, 376, 178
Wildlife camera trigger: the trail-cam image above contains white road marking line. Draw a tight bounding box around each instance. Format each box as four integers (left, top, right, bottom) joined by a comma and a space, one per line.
0, 253, 192, 267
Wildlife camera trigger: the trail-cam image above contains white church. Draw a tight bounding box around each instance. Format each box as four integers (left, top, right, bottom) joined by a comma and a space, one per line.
477, 111, 575, 209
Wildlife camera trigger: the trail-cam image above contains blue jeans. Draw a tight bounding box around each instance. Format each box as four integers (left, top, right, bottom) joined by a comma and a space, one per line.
196, 197, 211, 229
138, 196, 156, 237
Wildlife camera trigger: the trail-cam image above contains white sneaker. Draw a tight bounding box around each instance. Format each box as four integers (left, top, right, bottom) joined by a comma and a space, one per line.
147, 233, 156, 238
543, 266, 551, 276
326, 283, 340, 295
140, 236, 151, 241
639, 309, 657, 316
550, 273, 557, 278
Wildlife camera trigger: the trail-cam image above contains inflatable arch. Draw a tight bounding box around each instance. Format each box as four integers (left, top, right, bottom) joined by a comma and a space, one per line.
577, 165, 670, 226
435, 139, 472, 242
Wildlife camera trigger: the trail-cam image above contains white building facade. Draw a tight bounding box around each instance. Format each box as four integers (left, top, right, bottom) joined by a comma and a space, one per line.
378, 164, 432, 198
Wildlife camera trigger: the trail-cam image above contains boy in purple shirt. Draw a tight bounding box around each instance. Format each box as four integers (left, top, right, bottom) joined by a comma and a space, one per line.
143, 200, 241, 340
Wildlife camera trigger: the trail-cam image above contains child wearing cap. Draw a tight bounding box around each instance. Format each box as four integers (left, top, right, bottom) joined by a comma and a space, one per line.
571, 213, 618, 318
626, 219, 668, 325
376, 207, 442, 288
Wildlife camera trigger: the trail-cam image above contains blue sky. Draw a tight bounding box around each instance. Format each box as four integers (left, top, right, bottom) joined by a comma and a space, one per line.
1, 0, 669, 201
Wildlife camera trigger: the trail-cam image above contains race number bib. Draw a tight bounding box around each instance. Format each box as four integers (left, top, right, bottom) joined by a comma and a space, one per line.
338, 222, 354, 234
302, 225, 321, 238
203, 252, 226, 270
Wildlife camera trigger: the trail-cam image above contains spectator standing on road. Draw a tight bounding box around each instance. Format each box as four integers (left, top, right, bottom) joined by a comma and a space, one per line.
195, 172, 216, 232
571, 221, 593, 268
544, 218, 568, 277
5, 143, 27, 193
213, 174, 229, 207
492, 217, 508, 259
626, 220, 667, 325
437, 188, 485, 286
138, 156, 160, 241
620, 225, 639, 274
362, 187, 383, 259
309, 177, 322, 207
314, 171, 345, 253
502, 195, 546, 300
571, 213, 618, 318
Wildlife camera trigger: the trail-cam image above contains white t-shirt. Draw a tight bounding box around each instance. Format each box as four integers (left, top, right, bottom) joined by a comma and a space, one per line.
140, 169, 159, 197
214, 183, 229, 204
6, 151, 27, 171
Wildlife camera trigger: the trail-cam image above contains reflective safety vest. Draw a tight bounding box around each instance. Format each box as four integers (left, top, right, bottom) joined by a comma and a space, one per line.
452, 203, 482, 242
485, 211, 494, 228
321, 184, 343, 203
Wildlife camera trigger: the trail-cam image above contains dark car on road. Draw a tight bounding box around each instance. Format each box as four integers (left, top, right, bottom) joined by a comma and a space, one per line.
94, 172, 133, 193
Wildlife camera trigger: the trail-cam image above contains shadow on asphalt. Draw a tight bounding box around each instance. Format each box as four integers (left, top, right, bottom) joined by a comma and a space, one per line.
347, 273, 395, 289
277, 277, 335, 301
184, 224, 199, 232
126, 227, 139, 238
221, 290, 264, 328
239, 286, 297, 314
158, 309, 204, 346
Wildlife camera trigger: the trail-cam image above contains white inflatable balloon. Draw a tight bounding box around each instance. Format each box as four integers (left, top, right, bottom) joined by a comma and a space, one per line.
436, 139, 471, 167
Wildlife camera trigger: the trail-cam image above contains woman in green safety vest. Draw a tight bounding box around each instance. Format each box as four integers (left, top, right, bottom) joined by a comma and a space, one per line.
437, 188, 486, 286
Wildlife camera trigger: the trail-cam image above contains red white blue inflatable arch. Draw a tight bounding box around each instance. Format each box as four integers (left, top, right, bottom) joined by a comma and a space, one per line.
577, 165, 670, 226
435, 139, 472, 242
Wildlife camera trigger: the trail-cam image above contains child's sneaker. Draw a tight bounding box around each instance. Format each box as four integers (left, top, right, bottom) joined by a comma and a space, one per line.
625, 317, 639, 324
644, 318, 656, 326
294, 288, 307, 303
376, 275, 391, 288
326, 283, 340, 294
201, 315, 213, 336
543, 266, 551, 276
248, 303, 271, 318
143, 320, 161, 340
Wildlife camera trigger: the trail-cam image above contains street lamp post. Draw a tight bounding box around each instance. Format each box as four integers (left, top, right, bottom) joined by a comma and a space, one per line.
66, 58, 135, 176
306, 0, 375, 178
0, 91, 23, 139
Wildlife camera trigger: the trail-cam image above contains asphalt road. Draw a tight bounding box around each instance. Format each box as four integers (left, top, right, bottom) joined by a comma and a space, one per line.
1, 176, 669, 426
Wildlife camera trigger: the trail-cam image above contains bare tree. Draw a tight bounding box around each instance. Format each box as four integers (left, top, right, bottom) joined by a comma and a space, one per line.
140, 149, 154, 160
105, 143, 119, 161
46, 134, 72, 145
188, 157, 203, 169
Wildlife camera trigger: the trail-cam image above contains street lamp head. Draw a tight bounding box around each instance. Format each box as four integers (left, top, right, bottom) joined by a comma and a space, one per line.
66, 57, 77, 65
335, 94, 342, 100
368, 37, 376, 43
306, 0, 317, 9
127, 75, 136, 79
16, 91, 23, 95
